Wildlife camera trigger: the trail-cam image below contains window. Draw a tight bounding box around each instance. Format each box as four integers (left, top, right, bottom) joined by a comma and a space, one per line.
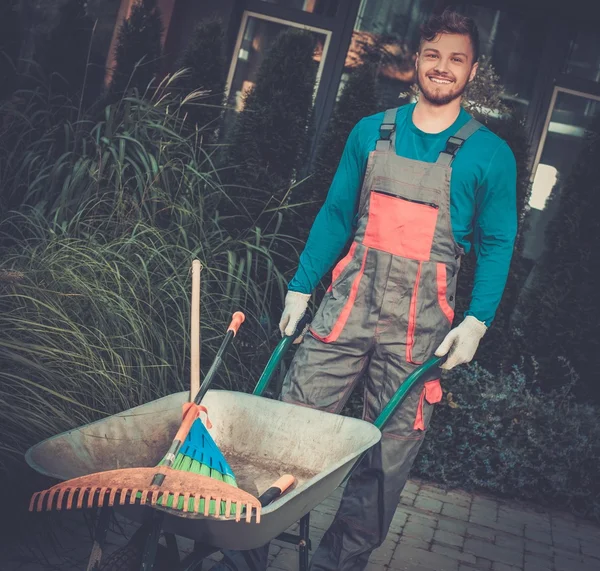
564, 30, 600, 83
341, 0, 436, 109
224, 12, 330, 128
453, 4, 542, 113
522, 88, 600, 260
258, 0, 340, 16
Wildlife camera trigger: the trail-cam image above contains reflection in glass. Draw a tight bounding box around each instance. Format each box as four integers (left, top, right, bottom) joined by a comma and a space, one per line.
523, 90, 600, 260
565, 30, 600, 83
258, 0, 339, 16
224, 15, 328, 131
344, 0, 436, 109
454, 4, 540, 112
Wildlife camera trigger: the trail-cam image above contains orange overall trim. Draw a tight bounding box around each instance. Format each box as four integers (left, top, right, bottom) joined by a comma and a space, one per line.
327, 242, 358, 293
414, 379, 443, 430
312, 247, 368, 343
406, 262, 422, 364
436, 263, 454, 323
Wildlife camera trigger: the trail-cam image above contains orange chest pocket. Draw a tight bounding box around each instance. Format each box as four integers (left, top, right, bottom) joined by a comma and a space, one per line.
362, 190, 439, 261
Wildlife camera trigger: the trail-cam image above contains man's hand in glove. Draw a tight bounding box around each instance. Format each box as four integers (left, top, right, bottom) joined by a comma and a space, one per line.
434, 315, 487, 370
278, 291, 311, 343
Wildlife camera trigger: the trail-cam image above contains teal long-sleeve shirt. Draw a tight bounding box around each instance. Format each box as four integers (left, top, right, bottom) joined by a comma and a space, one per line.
289, 103, 517, 326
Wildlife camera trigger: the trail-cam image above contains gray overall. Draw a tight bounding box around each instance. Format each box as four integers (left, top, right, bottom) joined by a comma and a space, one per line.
217, 109, 481, 570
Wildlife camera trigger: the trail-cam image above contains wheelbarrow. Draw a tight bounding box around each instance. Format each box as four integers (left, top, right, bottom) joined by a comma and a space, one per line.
26, 294, 443, 571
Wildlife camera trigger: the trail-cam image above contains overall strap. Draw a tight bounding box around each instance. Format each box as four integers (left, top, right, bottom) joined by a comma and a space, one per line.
376, 108, 398, 151
436, 118, 482, 166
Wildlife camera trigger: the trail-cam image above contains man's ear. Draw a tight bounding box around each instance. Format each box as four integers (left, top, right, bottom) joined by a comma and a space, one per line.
415, 53, 420, 71
468, 61, 479, 83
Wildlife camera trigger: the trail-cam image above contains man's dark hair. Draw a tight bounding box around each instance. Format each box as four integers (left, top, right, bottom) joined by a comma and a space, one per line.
420, 8, 480, 63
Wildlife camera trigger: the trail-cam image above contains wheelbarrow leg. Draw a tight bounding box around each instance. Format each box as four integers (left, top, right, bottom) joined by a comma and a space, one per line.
164, 533, 180, 565
140, 511, 164, 571
86, 506, 112, 571
299, 513, 311, 571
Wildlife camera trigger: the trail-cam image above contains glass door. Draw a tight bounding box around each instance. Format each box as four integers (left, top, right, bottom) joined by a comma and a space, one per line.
522, 87, 600, 261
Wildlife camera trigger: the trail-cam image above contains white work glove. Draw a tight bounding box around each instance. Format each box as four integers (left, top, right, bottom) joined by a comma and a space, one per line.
278, 290, 311, 343
435, 315, 487, 370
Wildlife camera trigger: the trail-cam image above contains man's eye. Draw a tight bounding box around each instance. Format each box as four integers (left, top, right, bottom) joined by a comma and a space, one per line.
426, 54, 438, 58
452, 58, 464, 63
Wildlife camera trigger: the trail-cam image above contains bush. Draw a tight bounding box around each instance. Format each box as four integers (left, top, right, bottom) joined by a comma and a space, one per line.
223, 28, 318, 231
521, 123, 600, 401
298, 61, 380, 233
175, 17, 227, 136
413, 362, 600, 522
109, 0, 163, 97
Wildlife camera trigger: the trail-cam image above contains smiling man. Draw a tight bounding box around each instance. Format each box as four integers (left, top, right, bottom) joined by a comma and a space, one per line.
216, 8, 517, 571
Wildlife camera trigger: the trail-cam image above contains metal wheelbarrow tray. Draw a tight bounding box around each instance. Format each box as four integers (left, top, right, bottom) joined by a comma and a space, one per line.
26, 388, 381, 551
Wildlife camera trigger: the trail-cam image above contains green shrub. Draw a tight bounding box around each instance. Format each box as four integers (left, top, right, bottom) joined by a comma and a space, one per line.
175, 17, 227, 136
109, 0, 163, 97
521, 124, 600, 401
223, 28, 318, 231
413, 362, 600, 522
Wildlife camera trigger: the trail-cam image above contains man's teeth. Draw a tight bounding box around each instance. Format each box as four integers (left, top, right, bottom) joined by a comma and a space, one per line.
430, 77, 452, 84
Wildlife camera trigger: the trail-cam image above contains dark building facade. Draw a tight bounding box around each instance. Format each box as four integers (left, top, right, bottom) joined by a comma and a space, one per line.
105, 0, 600, 263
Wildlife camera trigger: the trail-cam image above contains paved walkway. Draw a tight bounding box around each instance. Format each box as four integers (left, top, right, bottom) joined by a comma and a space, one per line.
4, 479, 600, 570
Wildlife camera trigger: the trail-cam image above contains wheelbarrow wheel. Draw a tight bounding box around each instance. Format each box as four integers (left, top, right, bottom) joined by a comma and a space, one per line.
98, 525, 171, 571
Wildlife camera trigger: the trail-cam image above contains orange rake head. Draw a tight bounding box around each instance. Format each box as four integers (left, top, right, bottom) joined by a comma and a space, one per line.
29, 466, 262, 523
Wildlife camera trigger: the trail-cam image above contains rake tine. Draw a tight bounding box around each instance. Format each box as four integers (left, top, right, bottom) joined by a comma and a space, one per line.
140, 489, 150, 505
151, 491, 160, 506
108, 488, 118, 506
192, 494, 200, 513
29, 492, 40, 512
171, 492, 181, 510
203, 495, 211, 517
66, 489, 76, 510
98, 487, 108, 507
77, 488, 88, 509
225, 498, 232, 518
119, 488, 129, 506
57, 487, 67, 510
130, 489, 139, 505
182, 492, 191, 513
45, 488, 58, 511
235, 502, 241, 522
255, 505, 261, 524
87, 488, 98, 509
245, 503, 252, 524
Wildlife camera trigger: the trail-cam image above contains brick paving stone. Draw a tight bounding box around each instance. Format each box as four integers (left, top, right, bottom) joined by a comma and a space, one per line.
434, 529, 465, 548
476, 556, 493, 569
492, 563, 522, 571
464, 538, 524, 567
524, 540, 553, 558
431, 543, 477, 564
268, 547, 299, 570
524, 526, 553, 543
415, 496, 444, 514
438, 519, 468, 535
442, 503, 471, 521
403, 521, 436, 543
391, 545, 459, 570
581, 540, 600, 559
467, 525, 496, 542
495, 534, 525, 551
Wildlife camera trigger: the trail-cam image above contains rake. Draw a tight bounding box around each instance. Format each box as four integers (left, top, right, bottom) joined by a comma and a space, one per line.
29, 262, 265, 523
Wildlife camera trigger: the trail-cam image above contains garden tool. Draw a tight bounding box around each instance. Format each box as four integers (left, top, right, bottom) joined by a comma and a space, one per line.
29, 311, 259, 520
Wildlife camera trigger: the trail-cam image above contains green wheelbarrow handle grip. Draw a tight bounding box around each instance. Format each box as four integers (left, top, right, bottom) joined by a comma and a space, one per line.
373, 355, 445, 429
252, 311, 313, 396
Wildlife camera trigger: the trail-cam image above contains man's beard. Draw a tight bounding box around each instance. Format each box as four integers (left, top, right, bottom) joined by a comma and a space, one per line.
416, 72, 468, 106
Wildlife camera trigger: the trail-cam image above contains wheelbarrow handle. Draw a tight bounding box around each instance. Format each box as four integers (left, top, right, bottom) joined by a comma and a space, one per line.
374, 355, 446, 429
252, 311, 312, 397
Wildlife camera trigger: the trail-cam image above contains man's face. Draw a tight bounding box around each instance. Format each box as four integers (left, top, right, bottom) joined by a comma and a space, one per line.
416, 33, 478, 106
